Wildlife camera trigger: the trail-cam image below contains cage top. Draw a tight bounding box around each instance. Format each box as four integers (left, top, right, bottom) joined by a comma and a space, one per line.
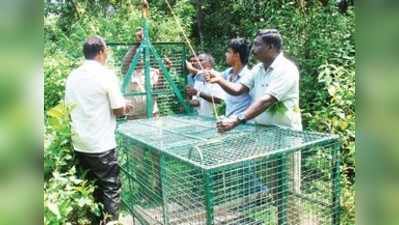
117, 115, 339, 169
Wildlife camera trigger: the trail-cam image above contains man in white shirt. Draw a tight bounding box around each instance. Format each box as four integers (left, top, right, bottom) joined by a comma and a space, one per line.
65, 36, 132, 223
207, 29, 303, 196
186, 53, 225, 118
207, 29, 302, 132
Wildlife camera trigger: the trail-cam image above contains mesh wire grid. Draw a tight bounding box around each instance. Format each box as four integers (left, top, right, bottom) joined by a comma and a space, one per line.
117, 115, 338, 169
117, 115, 341, 225
109, 42, 190, 117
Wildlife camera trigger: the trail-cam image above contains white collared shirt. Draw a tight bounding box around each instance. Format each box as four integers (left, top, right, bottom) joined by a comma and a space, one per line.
193, 71, 226, 118
241, 53, 302, 130
65, 60, 126, 153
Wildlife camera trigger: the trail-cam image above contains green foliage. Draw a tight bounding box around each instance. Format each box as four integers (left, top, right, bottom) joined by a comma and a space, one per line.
44, 0, 195, 111
267, 101, 288, 115
44, 168, 101, 225
44, 103, 73, 179
44, 103, 101, 225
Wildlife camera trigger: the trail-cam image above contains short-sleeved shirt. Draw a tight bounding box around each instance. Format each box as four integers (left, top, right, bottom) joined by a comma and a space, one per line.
65, 60, 126, 153
186, 73, 196, 86
240, 53, 302, 130
193, 71, 226, 117
222, 66, 252, 117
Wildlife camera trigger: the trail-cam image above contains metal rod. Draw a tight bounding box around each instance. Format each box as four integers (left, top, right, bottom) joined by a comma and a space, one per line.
143, 21, 153, 118
147, 43, 191, 113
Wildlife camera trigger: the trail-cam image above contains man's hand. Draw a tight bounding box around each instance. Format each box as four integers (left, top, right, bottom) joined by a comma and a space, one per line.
186, 60, 198, 74
216, 116, 240, 133
164, 57, 173, 69
135, 29, 144, 43
143, 0, 149, 8
185, 85, 198, 97
205, 70, 222, 84
190, 99, 200, 107
113, 101, 134, 118
125, 101, 134, 114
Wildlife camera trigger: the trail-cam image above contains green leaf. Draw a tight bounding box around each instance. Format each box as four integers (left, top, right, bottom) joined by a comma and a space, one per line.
328, 85, 337, 96
47, 201, 61, 219
266, 101, 288, 116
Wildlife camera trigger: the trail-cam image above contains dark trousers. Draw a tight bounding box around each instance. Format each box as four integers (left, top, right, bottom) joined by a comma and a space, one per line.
75, 149, 121, 221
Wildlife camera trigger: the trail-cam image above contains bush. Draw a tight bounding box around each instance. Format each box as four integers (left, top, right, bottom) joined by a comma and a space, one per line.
44, 103, 101, 225
44, 168, 101, 225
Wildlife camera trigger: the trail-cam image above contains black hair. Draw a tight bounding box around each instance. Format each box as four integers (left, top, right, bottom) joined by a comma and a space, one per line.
228, 38, 251, 65
255, 29, 283, 51
83, 36, 106, 60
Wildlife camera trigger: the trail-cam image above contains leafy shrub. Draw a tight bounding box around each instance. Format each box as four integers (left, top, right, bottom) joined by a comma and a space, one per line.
44, 103, 73, 178
44, 103, 101, 225
44, 168, 101, 225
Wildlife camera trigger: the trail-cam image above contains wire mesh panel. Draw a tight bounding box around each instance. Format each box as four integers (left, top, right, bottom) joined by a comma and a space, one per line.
118, 136, 207, 225
117, 115, 340, 225
109, 42, 190, 118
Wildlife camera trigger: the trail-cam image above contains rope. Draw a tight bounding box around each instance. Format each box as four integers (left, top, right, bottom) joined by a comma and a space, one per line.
163, 0, 219, 120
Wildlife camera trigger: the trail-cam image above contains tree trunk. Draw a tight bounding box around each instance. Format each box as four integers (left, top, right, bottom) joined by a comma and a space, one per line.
195, 0, 205, 50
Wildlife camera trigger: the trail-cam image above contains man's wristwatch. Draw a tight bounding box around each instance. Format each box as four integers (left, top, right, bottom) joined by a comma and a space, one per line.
237, 113, 247, 124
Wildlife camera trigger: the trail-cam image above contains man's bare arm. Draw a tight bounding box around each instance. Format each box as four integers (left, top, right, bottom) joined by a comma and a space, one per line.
112, 103, 134, 117
121, 44, 140, 75
206, 71, 249, 96
199, 92, 223, 104
242, 94, 277, 121
216, 95, 278, 132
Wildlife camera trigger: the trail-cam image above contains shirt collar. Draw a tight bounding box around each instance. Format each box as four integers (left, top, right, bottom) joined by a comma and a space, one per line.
239, 65, 249, 76
262, 52, 284, 72
228, 65, 248, 77
84, 59, 103, 67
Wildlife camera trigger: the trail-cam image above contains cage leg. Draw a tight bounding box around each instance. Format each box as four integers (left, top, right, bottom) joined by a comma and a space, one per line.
289, 151, 302, 225
160, 153, 169, 225
332, 144, 341, 225
277, 154, 288, 225
203, 171, 215, 225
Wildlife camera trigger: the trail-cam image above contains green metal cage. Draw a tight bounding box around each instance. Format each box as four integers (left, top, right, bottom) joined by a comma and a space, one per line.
109, 20, 191, 119
116, 115, 341, 225
108, 39, 191, 118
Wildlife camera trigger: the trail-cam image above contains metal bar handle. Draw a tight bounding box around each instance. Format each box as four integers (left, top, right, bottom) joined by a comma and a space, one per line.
188, 145, 204, 163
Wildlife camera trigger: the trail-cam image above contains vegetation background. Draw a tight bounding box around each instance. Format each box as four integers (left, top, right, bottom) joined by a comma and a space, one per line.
44, 0, 355, 224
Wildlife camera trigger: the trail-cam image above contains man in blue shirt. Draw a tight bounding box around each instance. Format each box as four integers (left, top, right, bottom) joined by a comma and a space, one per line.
186, 54, 199, 86
186, 53, 225, 117
220, 38, 252, 117
205, 38, 266, 195
188, 38, 252, 117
